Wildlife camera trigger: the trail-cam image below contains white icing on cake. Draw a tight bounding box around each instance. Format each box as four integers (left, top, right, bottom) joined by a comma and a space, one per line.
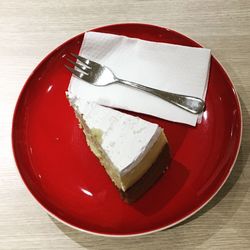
67, 92, 161, 175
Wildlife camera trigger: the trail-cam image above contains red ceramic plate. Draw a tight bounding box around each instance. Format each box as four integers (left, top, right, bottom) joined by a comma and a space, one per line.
12, 23, 242, 236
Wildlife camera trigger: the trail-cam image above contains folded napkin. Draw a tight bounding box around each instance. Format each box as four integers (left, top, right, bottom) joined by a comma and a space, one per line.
68, 32, 211, 126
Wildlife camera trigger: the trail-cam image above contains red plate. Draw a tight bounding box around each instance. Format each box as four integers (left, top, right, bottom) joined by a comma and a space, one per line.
12, 23, 242, 236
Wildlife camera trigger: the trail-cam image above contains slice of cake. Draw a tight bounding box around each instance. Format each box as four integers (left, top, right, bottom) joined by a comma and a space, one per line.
67, 94, 170, 203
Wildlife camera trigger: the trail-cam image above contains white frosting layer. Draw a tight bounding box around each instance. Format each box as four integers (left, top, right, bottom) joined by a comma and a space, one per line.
67, 93, 161, 175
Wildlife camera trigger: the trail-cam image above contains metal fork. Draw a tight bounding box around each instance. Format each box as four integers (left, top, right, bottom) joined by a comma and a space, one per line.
65, 53, 205, 114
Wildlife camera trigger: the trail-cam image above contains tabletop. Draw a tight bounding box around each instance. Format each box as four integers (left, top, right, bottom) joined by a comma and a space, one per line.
0, 0, 250, 249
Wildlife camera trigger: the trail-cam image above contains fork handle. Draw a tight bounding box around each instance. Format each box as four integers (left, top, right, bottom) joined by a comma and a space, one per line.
118, 79, 205, 114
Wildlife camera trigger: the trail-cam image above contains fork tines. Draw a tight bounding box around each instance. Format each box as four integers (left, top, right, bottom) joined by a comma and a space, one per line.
65, 53, 91, 77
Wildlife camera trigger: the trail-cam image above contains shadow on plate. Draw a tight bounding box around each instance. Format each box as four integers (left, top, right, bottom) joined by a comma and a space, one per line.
131, 159, 189, 215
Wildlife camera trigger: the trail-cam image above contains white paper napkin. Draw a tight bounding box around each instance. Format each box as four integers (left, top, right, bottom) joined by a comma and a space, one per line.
68, 31, 211, 126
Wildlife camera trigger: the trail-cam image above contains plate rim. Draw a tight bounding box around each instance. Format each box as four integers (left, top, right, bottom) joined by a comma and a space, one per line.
12, 22, 243, 237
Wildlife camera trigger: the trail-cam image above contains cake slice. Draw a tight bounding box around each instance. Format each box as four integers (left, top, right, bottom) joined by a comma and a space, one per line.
67, 95, 170, 202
